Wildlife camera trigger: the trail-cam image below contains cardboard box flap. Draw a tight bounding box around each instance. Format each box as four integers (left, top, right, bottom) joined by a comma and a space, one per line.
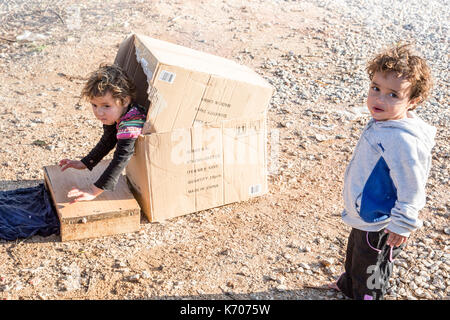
126, 115, 267, 222
115, 34, 274, 134
222, 115, 267, 203
135, 34, 272, 89
114, 34, 135, 68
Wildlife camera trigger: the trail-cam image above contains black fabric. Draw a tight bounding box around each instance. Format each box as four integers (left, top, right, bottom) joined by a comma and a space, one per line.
81, 124, 117, 171
0, 184, 60, 241
337, 228, 404, 300
93, 138, 136, 191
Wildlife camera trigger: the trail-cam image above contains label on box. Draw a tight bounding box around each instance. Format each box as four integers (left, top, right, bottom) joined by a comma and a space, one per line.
249, 184, 262, 196
159, 70, 176, 83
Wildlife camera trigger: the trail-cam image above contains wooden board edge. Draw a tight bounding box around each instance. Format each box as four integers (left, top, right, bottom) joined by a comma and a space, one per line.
61, 208, 140, 225
43, 167, 63, 222
60, 212, 141, 242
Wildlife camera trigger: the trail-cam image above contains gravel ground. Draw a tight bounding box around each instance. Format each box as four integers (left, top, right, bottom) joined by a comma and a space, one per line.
0, 0, 448, 301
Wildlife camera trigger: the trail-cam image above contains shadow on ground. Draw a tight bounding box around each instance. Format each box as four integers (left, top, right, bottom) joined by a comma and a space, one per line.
126, 288, 346, 301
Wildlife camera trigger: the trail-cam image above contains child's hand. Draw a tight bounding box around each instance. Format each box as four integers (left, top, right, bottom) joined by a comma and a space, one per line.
67, 184, 104, 204
384, 229, 408, 247
59, 159, 87, 171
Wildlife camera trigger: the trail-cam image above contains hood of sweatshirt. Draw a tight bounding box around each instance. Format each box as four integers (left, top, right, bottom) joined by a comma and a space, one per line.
374, 111, 436, 152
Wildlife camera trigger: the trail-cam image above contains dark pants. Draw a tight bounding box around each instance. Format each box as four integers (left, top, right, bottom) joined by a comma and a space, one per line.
337, 228, 404, 300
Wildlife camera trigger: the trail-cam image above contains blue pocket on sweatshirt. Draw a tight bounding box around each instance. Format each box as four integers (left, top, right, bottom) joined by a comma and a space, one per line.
360, 157, 397, 223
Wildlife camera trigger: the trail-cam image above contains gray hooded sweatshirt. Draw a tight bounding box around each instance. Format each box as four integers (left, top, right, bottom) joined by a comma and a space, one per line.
341, 112, 436, 237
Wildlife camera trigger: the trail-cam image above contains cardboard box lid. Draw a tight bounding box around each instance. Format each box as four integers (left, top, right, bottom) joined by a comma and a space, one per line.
114, 34, 274, 134
134, 34, 272, 89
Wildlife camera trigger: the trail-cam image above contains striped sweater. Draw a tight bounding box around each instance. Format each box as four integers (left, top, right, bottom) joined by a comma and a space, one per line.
116, 104, 146, 139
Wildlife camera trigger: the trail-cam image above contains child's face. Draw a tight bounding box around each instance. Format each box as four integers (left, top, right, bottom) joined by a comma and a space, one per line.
367, 71, 417, 121
90, 92, 130, 125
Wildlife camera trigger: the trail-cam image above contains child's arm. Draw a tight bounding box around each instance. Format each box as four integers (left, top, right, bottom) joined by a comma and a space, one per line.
59, 124, 116, 172
383, 133, 431, 240
80, 124, 117, 170
62, 124, 117, 203
92, 138, 136, 191
66, 139, 136, 203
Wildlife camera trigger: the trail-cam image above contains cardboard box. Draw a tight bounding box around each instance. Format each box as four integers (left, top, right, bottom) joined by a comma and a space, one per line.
126, 114, 268, 222
44, 160, 141, 241
114, 34, 273, 134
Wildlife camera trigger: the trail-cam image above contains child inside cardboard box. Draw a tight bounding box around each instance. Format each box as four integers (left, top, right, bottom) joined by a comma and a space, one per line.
59, 64, 146, 203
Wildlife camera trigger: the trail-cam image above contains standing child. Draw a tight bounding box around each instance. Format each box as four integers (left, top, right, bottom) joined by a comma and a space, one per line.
59, 64, 146, 203
329, 44, 436, 300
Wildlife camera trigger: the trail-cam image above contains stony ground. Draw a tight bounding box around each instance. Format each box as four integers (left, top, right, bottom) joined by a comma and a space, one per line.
0, 0, 448, 300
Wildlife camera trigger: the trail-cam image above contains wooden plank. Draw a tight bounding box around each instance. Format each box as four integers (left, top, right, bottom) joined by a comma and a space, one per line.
44, 160, 141, 241
60, 214, 140, 242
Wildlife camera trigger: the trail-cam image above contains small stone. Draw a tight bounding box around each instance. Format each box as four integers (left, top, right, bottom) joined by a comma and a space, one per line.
114, 260, 127, 268
288, 177, 298, 184
443, 228, 450, 235
37, 293, 47, 300
288, 240, 301, 248
32, 140, 47, 147
414, 288, 426, 298
283, 253, 293, 261
342, 146, 353, 153
314, 238, 325, 245
127, 274, 140, 282
299, 262, 310, 270
314, 134, 328, 142
327, 266, 336, 274
285, 121, 294, 128
320, 258, 335, 267
276, 284, 287, 291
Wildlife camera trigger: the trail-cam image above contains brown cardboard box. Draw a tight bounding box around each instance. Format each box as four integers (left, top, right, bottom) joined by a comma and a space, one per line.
126, 114, 267, 222
44, 160, 141, 241
114, 34, 273, 134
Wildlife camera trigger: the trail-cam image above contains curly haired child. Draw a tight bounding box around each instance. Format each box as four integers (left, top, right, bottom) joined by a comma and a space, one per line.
59, 64, 146, 203
329, 43, 436, 300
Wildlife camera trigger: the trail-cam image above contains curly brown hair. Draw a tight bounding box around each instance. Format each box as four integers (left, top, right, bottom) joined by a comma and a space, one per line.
81, 63, 136, 105
367, 43, 432, 109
